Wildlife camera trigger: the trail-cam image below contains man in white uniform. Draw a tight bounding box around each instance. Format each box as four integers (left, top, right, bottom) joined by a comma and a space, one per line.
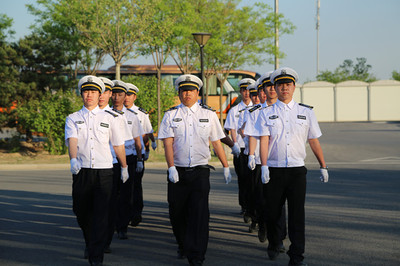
158, 74, 232, 266
65, 75, 128, 266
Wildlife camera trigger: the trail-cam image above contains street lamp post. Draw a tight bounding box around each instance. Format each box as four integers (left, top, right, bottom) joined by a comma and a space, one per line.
192, 32, 211, 105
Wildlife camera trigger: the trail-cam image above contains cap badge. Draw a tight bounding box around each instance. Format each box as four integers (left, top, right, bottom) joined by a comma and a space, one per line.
281, 69, 286, 75
87, 77, 93, 82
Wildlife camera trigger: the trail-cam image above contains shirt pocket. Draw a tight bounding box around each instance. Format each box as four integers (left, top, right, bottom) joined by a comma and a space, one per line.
76, 123, 87, 140
197, 122, 211, 140
266, 120, 279, 135
171, 122, 184, 137
97, 124, 110, 143
295, 118, 309, 135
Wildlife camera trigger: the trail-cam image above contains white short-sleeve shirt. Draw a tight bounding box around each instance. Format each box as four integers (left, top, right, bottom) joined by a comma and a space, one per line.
158, 102, 225, 167
224, 101, 253, 148
65, 105, 125, 169
253, 99, 322, 167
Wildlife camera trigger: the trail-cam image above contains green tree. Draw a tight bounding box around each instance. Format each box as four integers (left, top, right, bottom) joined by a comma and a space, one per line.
123, 75, 176, 133
137, 0, 175, 137
392, 70, 400, 81
16, 90, 82, 154
0, 14, 25, 129
317, 57, 377, 83
60, 0, 155, 79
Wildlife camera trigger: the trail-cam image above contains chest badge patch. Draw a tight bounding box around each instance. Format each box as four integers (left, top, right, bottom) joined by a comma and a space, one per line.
75, 121, 84, 124
173, 118, 182, 122
100, 122, 109, 128
199, 119, 209, 123
127, 121, 132, 125
297, 115, 306, 120
269, 115, 279, 120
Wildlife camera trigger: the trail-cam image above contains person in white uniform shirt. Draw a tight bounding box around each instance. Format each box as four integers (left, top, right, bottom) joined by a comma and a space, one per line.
247, 67, 329, 266
65, 75, 128, 266
246, 71, 287, 247
158, 74, 232, 266
124, 83, 155, 227
224, 78, 255, 217
111, 80, 144, 240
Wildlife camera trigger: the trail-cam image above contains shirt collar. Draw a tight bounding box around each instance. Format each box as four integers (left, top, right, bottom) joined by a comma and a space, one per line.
181, 102, 200, 114
82, 105, 100, 115
276, 99, 295, 110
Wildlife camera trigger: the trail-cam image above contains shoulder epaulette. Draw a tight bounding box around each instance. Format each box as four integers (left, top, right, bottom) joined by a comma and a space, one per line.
200, 103, 215, 112
238, 108, 247, 113
299, 103, 314, 109
165, 106, 178, 112
249, 104, 261, 113
112, 109, 124, 115
105, 110, 118, 118
138, 107, 148, 114
127, 108, 138, 115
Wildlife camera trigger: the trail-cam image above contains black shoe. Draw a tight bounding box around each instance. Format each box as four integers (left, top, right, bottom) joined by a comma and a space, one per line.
258, 225, 267, 243
279, 243, 286, 253
118, 231, 128, 240
130, 215, 142, 227
289, 261, 308, 266
249, 221, 258, 233
104, 245, 111, 253
189, 259, 203, 266
84, 247, 88, 259
243, 213, 251, 223
90, 262, 103, 266
267, 246, 280, 260
177, 249, 186, 259
240, 208, 246, 216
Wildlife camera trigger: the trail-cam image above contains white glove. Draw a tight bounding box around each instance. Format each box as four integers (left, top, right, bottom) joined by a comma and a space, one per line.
261, 165, 270, 184
320, 167, 329, 183
144, 150, 150, 161
168, 166, 179, 183
136, 160, 144, 172
151, 141, 157, 150
121, 166, 129, 183
70, 158, 81, 175
231, 142, 240, 158
248, 155, 256, 170
223, 167, 232, 184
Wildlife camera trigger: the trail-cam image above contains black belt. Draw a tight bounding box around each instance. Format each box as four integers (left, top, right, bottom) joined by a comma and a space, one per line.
176, 165, 216, 172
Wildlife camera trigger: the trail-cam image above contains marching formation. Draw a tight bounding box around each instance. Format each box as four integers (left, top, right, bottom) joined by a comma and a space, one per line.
65, 67, 329, 266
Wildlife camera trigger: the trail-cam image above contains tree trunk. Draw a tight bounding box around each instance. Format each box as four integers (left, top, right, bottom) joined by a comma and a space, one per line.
219, 79, 224, 126
115, 61, 121, 80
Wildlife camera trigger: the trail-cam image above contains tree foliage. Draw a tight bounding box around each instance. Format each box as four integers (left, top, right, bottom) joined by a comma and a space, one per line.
317, 57, 377, 83
123, 75, 176, 133
392, 70, 400, 81
16, 90, 82, 154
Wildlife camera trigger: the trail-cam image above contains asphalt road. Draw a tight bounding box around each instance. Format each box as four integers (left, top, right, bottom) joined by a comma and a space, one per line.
0, 122, 399, 266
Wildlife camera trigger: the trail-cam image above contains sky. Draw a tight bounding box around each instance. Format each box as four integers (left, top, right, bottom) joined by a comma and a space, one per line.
3, 0, 400, 84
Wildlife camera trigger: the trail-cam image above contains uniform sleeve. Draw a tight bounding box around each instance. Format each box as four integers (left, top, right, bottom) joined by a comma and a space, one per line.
243, 112, 257, 137
65, 115, 77, 146
158, 112, 173, 139
253, 110, 271, 137
307, 109, 322, 139
209, 112, 226, 142
224, 107, 237, 130
142, 113, 154, 134
131, 114, 145, 138
110, 116, 126, 146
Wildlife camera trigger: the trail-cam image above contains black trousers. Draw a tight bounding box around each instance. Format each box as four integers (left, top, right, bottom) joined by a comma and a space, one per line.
168, 167, 210, 263
72, 168, 113, 264
131, 154, 145, 221
116, 155, 136, 233
264, 166, 307, 263
245, 164, 262, 221
233, 148, 248, 210
105, 163, 122, 247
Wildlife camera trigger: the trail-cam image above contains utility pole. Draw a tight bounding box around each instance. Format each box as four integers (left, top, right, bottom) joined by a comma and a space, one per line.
275, 0, 279, 70
316, 0, 320, 76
